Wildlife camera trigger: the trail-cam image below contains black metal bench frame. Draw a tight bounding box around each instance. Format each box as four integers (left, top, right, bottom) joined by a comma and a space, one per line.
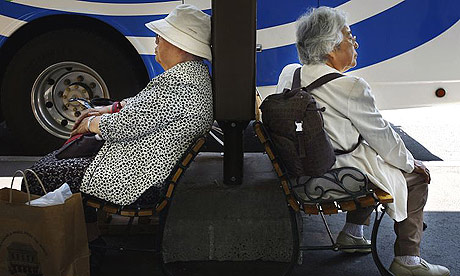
82, 135, 207, 274
253, 121, 395, 276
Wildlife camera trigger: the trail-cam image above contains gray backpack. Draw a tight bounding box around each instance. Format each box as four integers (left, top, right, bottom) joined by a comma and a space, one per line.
260, 67, 360, 177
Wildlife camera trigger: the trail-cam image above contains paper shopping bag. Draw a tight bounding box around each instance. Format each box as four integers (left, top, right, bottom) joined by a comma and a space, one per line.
0, 170, 90, 276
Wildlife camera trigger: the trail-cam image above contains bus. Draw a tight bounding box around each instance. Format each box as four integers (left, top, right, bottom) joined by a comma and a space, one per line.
1, 0, 459, 154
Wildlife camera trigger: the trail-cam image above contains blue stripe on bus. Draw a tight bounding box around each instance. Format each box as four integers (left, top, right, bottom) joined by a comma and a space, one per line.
2, 2, 166, 37
141, 55, 162, 78
256, 0, 460, 86
256, 44, 299, 86
256, 0, 349, 29
319, 0, 349, 8
256, 0, 316, 29
351, 0, 460, 71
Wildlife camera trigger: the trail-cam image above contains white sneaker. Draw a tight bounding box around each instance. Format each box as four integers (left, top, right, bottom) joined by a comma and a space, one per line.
335, 231, 371, 253
389, 258, 450, 276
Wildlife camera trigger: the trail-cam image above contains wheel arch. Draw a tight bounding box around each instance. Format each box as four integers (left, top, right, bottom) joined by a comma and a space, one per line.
0, 14, 150, 120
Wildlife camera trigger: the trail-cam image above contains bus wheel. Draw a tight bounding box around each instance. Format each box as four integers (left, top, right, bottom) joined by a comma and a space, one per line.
1, 28, 148, 155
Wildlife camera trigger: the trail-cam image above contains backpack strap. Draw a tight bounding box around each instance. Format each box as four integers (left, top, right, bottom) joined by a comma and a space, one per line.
303, 72, 344, 92
335, 135, 363, 155
291, 67, 302, 89
286, 67, 344, 97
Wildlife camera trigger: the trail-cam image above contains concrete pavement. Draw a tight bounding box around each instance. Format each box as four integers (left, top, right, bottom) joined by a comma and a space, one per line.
0, 153, 458, 276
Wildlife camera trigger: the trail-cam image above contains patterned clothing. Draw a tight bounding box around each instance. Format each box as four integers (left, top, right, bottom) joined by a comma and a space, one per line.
80, 60, 213, 205
23, 151, 94, 196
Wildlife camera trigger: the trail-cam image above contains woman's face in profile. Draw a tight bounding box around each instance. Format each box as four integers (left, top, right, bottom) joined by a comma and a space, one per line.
328, 25, 359, 72
155, 35, 175, 70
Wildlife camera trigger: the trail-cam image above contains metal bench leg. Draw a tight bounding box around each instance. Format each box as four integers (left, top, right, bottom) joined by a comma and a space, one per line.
371, 205, 395, 276
320, 212, 337, 249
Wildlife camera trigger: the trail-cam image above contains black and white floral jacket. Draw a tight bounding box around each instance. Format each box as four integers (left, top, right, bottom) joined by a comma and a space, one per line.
80, 60, 213, 205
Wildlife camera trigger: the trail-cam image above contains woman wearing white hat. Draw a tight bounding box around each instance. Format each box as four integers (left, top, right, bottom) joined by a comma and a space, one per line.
24, 6, 213, 266
71, 4, 213, 206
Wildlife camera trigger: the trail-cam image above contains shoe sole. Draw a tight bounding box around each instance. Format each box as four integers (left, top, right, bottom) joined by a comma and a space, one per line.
340, 248, 372, 254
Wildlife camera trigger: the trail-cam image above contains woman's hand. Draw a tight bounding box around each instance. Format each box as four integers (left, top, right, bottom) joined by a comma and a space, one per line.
71, 116, 91, 136
413, 159, 431, 184
72, 105, 111, 130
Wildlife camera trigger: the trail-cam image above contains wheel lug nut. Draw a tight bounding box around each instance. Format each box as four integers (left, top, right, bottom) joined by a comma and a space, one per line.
73, 107, 77, 111
77, 75, 84, 82
82, 89, 87, 94
64, 79, 70, 85
90, 82, 96, 88
75, 111, 81, 117
45, 101, 53, 108
61, 120, 68, 126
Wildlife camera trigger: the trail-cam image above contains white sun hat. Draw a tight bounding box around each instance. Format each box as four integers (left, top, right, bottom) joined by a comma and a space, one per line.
145, 4, 212, 61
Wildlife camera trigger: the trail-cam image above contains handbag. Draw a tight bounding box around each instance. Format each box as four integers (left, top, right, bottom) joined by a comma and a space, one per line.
0, 169, 90, 276
55, 133, 104, 159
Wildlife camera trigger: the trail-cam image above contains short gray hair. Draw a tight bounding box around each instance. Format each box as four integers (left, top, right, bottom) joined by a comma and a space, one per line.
296, 7, 347, 65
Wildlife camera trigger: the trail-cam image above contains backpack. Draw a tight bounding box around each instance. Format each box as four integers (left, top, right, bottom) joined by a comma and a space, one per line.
260, 67, 360, 177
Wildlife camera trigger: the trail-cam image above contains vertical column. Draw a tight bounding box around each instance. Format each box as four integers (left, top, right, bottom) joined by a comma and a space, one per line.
212, 0, 257, 185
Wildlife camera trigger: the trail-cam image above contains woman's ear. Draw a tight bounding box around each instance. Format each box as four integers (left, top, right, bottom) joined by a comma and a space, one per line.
326, 52, 335, 64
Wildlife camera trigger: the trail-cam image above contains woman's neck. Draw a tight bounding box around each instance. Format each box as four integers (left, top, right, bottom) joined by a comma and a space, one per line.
162, 55, 198, 71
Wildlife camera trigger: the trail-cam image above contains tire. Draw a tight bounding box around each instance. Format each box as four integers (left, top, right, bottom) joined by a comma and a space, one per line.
1, 28, 148, 155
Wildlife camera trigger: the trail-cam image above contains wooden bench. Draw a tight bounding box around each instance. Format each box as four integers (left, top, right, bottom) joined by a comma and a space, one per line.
82, 135, 207, 253
253, 121, 395, 276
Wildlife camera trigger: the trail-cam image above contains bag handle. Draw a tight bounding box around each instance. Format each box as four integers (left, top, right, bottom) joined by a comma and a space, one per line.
9, 169, 47, 205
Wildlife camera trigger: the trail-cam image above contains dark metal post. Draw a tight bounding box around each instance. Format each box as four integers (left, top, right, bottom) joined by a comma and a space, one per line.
218, 121, 249, 185
212, 0, 256, 185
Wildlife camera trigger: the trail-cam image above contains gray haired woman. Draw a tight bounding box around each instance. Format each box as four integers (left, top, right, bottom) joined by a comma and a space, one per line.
276, 7, 449, 276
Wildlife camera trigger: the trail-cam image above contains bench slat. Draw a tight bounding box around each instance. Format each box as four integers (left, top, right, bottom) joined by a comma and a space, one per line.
254, 124, 267, 143
182, 153, 193, 167
357, 195, 376, 208
287, 196, 300, 212
166, 183, 175, 198
375, 189, 394, 204
120, 210, 137, 217
155, 200, 168, 213
280, 179, 291, 196
338, 200, 357, 212
103, 204, 119, 214
321, 202, 339, 215
304, 204, 319, 215
171, 168, 183, 183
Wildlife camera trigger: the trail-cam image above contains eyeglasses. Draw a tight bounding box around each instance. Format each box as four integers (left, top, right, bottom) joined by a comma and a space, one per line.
347, 34, 359, 49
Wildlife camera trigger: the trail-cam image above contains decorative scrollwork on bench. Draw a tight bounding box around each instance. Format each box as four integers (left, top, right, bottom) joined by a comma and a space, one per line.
291, 167, 371, 204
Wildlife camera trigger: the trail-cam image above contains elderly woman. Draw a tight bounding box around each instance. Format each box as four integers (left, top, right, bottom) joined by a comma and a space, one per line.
71, 4, 213, 206
276, 7, 449, 276
25, 3, 212, 238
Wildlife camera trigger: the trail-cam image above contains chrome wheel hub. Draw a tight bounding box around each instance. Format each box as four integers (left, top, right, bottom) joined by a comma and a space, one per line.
31, 62, 109, 138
